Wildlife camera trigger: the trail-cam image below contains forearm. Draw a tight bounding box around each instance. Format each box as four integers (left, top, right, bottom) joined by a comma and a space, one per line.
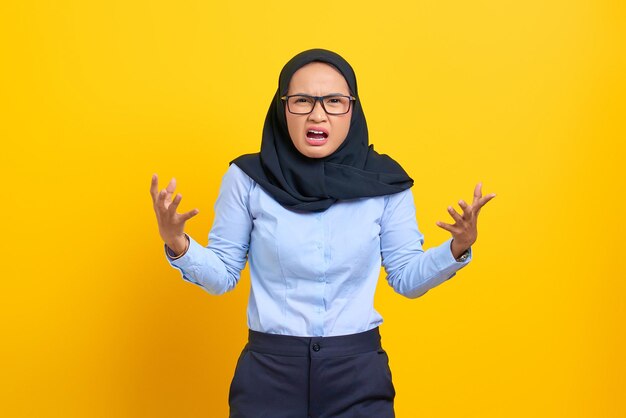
164, 234, 244, 295
387, 238, 471, 299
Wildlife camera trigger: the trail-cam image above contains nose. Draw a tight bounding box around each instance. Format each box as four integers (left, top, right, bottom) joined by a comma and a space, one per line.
307, 99, 327, 122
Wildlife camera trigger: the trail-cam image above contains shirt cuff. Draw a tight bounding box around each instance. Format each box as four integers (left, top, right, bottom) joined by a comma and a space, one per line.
164, 233, 204, 268
165, 233, 190, 260
431, 237, 473, 271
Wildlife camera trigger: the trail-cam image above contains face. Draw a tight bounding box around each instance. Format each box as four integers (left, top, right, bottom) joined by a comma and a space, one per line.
285, 62, 353, 159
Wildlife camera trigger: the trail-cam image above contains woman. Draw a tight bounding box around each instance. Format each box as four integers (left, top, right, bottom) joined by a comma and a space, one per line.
150, 48, 495, 417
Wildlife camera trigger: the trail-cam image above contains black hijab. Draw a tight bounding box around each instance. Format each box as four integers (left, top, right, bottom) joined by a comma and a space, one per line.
231, 48, 414, 212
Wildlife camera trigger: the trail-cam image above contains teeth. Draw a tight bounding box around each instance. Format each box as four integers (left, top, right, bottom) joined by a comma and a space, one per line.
308, 130, 324, 134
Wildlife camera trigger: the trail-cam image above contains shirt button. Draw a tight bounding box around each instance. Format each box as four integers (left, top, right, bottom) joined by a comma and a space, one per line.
312, 343, 321, 352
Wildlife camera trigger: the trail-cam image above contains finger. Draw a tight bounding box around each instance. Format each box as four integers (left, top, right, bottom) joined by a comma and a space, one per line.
181, 208, 200, 222
157, 189, 167, 210
150, 174, 159, 202
447, 206, 464, 224
475, 193, 497, 212
168, 193, 183, 214
473, 182, 483, 205
479, 193, 497, 207
436, 221, 458, 234
458, 199, 471, 218
166, 177, 177, 194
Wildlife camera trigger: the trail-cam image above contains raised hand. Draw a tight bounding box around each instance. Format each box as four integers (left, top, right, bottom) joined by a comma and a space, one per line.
436, 182, 496, 259
150, 174, 200, 255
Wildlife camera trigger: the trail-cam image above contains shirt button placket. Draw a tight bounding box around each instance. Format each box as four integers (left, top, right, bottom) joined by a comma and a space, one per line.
314, 212, 325, 336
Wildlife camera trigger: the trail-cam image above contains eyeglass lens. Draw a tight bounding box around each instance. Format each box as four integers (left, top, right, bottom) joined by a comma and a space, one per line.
287, 96, 351, 115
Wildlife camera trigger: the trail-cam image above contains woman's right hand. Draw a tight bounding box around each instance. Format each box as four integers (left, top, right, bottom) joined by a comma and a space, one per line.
150, 174, 200, 255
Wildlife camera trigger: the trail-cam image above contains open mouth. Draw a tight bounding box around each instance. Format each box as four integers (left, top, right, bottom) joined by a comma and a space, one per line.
306, 129, 329, 140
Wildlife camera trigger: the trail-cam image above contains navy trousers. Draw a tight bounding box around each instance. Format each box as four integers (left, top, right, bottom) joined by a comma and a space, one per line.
228, 327, 395, 418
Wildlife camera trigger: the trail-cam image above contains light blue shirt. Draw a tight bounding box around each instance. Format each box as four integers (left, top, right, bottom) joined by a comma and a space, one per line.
165, 164, 471, 337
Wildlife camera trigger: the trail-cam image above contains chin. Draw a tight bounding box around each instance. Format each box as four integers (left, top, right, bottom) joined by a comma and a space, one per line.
299, 148, 331, 159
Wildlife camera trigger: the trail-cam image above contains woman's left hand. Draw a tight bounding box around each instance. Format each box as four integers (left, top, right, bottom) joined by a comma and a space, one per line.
436, 182, 496, 259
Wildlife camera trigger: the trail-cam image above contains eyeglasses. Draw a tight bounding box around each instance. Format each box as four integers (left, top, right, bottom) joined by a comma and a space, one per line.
281, 94, 356, 115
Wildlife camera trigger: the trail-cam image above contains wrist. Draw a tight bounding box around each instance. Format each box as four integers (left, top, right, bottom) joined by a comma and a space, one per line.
166, 234, 189, 257
450, 239, 470, 260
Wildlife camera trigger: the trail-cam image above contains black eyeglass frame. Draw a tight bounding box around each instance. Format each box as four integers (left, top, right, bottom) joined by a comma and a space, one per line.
280, 94, 357, 115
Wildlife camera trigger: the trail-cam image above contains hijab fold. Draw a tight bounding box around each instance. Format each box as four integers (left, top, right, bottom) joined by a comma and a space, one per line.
231, 48, 413, 212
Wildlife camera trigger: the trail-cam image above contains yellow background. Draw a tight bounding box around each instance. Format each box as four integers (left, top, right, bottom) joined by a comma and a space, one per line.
1, 0, 624, 416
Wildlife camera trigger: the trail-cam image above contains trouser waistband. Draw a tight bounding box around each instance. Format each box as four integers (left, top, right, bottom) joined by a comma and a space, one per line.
246, 327, 382, 358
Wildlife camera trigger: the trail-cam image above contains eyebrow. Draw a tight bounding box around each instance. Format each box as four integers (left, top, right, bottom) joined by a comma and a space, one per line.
291, 92, 350, 96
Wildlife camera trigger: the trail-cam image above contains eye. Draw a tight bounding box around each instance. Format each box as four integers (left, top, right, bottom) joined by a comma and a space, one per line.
324, 96, 347, 107
292, 96, 314, 104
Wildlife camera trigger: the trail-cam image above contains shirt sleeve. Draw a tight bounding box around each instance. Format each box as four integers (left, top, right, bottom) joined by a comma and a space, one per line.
380, 188, 472, 299
163, 163, 254, 295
